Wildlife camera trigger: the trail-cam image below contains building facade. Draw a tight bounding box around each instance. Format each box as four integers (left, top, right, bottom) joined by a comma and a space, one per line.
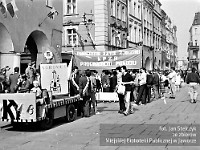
188, 12, 200, 70
62, 0, 128, 55
62, 0, 178, 70
152, 0, 162, 70
0, 0, 63, 74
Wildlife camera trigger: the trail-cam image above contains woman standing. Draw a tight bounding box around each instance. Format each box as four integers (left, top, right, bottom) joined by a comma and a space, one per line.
186, 67, 200, 103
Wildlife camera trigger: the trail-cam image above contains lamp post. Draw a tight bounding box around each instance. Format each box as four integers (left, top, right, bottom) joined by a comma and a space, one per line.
139, 0, 144, 68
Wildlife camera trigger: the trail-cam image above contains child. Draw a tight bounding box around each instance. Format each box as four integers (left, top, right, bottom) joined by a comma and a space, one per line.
31, 80, 42, 101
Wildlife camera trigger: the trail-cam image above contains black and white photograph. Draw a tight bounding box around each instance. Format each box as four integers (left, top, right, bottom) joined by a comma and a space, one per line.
0, 0, 200, 150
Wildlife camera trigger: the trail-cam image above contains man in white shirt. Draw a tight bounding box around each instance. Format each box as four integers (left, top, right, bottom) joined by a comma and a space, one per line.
134, 68, 147, 105
168, 67, 176, 99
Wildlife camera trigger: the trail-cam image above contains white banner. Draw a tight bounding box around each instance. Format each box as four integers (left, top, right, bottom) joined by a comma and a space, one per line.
0, 93, 36, 121
40, 63, 69, 95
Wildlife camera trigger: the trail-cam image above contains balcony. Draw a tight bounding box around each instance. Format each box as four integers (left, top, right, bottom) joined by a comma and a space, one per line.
190, 58, 200, 63
188, 42, 199, 51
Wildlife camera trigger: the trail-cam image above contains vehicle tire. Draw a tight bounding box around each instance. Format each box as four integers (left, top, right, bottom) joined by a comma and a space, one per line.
65, 104, 76, 122
40, 109, 54, 130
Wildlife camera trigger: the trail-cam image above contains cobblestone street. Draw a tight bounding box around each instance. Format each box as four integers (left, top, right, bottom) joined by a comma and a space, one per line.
0, 85, 199, 150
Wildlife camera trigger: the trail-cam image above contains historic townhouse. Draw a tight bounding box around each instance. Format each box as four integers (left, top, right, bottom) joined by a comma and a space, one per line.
188, 12, 200, 70
141, 0, 154, 70
62, 0, 178, 69
152, 0, 162, 70
128, 0, 142, 48
62, 0, 128, 54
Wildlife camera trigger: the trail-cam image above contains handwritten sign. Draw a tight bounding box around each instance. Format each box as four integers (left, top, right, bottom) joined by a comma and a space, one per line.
40, 63, 69, 95
75, 48, 142, 70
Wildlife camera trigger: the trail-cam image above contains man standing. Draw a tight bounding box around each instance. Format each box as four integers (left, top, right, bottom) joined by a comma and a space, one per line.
9, 67, 20, 93
25, 62, 35, 85
89, 71, 97, 114
152, 70, 160, 100
116, 66, 126, 114
168, 67, 177, 99
70, 66, 80, 96
102, 70, 110, 92
134, 68, 147, 105
146, 70, 153, 103
79, 70, 91, 117
121, 66, 134, 116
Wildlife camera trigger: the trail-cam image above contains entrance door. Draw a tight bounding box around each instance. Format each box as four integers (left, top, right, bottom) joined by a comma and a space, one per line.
21, 35, 38, 74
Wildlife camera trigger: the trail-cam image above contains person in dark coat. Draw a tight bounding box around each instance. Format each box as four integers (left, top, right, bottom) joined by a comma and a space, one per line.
79, 70, 91, 117
109, 71, 117, 92
102, 70, 110, 92
17, 74, 31, 93
70, 66, 80, 96
146, 70, 153, 103
186, 67, 200, 103
152, 70, 160, 99
9, 67, 20, 93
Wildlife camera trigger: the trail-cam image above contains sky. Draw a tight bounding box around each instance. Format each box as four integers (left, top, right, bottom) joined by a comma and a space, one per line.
160, 0, 200, 60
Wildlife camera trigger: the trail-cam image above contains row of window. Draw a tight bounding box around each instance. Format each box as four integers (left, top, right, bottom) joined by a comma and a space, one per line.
111, 0, 126, 22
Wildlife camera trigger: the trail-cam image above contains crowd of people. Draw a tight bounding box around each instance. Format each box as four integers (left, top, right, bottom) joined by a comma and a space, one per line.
70, 65, 200, 117
0, 62, 42, 99
0, 62, 199, 117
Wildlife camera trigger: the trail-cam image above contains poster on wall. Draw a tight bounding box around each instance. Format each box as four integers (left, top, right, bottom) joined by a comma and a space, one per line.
75, 47, 142, 70
40, 63, 69, 95
0, 93, 36, 121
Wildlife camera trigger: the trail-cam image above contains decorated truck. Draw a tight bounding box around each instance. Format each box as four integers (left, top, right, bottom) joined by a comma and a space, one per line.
0, 63, 81, 129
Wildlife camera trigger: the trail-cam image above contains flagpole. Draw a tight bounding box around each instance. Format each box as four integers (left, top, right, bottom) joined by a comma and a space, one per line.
38, 15, 49, 27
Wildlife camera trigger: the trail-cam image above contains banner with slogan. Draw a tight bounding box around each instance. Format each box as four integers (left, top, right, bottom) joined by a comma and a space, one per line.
74, 48, 142, 70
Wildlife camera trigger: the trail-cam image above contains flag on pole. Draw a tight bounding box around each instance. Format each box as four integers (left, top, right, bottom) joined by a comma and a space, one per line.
47, 7, 58, 20
7, 0, 18, 18
67, 55, 73, 81
0, 0, 7, 18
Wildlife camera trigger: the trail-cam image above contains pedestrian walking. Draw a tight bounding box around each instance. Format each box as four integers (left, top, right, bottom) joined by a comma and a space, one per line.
175, 71, 181, 92
186, 67, 200, 103
168, 67, 177, 99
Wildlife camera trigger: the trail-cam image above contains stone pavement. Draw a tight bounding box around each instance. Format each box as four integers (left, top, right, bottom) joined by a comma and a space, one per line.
0, 85, 200, 150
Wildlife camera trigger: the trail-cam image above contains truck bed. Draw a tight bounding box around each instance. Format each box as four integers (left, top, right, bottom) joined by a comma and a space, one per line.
47, 94, 81, 109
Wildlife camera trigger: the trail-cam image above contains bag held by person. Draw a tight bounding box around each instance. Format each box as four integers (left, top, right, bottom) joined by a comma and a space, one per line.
116, 84, 126, 95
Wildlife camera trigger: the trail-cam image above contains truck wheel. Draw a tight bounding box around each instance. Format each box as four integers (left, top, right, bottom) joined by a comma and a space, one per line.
40, 110, 54, 130
65, 104, 76, 122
